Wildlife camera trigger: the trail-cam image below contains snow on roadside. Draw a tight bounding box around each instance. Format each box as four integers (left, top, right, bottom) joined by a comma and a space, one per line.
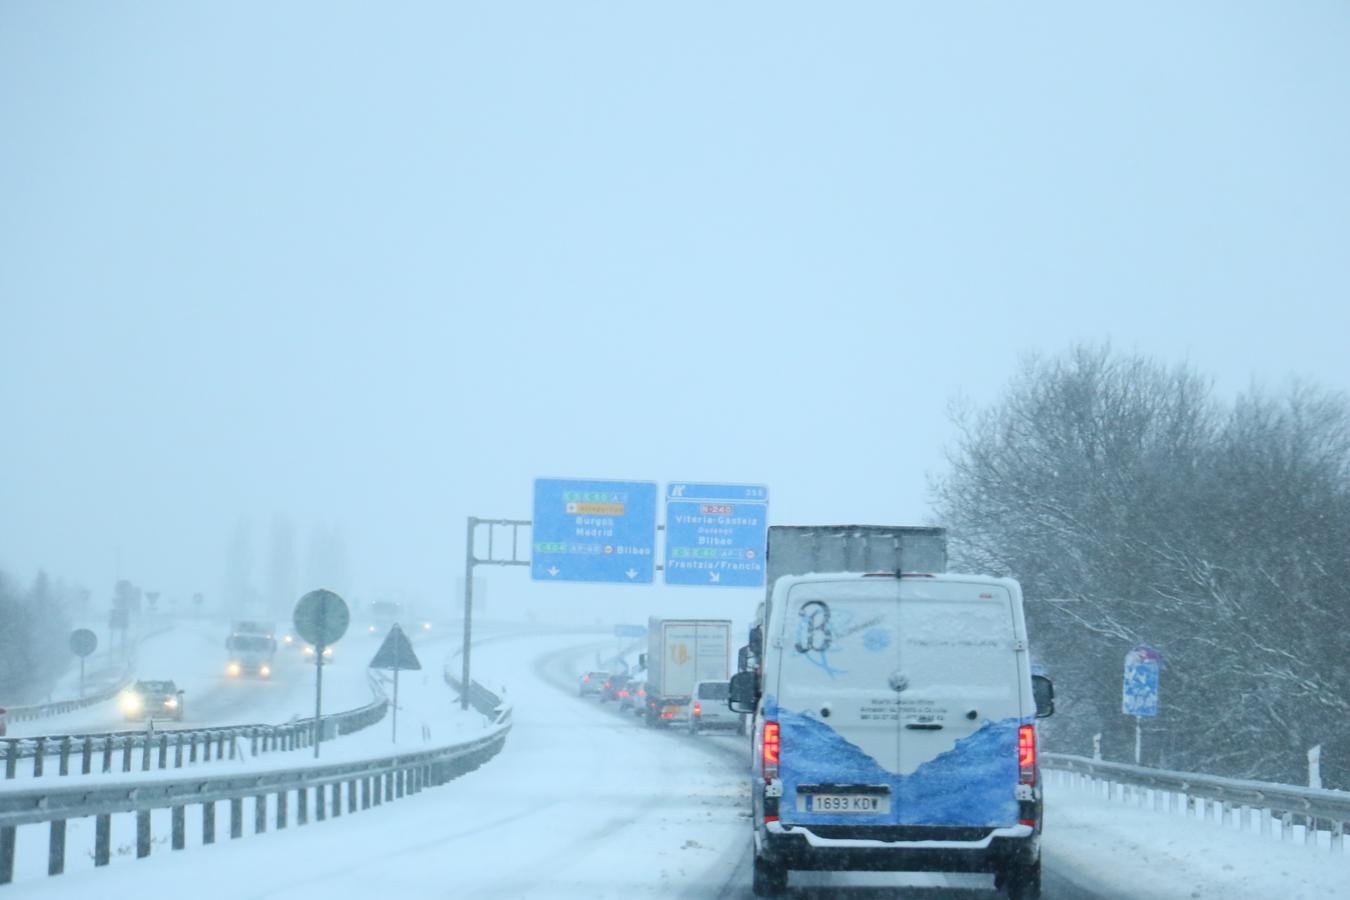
1043, 770, 1350, 899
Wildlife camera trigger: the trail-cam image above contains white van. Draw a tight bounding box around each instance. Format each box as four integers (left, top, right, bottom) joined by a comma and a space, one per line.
729, 572, 1054, 898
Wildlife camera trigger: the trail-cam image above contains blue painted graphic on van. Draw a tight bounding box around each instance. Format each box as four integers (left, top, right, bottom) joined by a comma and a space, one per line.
775, 709, 1021, 827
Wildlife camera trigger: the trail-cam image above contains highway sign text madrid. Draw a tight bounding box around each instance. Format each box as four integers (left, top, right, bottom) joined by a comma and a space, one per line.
532, 478, 658, 584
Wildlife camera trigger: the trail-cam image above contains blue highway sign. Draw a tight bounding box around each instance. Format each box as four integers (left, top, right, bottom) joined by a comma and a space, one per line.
532, 478, 658, 584
664, 482, 769, 587
1122, 644, 1161, 717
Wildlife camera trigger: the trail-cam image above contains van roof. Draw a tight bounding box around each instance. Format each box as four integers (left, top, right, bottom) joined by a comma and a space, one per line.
774, 571, 1021, 591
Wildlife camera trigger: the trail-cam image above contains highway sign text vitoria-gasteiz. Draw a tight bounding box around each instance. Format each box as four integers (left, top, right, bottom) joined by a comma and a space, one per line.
532, 478, 658, 583
664, 482, 768, 587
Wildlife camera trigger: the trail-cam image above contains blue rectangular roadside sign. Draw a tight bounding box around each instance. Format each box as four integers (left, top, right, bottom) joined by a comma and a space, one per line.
664, 482, 769, 587
532, 478, 658, 584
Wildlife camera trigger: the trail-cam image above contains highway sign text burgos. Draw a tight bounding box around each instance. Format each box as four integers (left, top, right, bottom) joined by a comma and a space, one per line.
664, 482, 769, 587
532, 478, 658, 583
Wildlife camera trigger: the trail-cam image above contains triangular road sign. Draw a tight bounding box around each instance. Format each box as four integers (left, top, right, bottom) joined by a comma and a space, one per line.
369, 623, 422, 671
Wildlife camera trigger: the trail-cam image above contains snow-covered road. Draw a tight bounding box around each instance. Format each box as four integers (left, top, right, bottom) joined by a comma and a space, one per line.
9, 630, 1347, 899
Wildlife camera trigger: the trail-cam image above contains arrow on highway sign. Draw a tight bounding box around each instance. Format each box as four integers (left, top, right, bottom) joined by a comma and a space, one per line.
709, 572, 720, 583
625, 568, 638, 580
547, 566, 560, 577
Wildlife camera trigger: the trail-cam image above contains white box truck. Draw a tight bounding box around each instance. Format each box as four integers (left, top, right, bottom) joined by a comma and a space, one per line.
644, 618, 731, 727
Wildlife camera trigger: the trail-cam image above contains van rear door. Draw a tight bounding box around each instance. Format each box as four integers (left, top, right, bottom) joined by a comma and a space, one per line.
772, 577, 903, 826
893, 578, 1025, 827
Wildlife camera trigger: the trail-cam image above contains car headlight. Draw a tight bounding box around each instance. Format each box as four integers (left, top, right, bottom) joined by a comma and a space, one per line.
259, 664, 271, 677
422, 622, 431, 631
282, 634, 293, 644
303, 645, 314, 656
227, 662, 241, 676
322, 647, 333, 658
119, 693, 143, 713
369, 624, 377, 632
164, 697, 179, 710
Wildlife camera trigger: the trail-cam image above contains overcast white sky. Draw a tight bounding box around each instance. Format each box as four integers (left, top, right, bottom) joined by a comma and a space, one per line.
3, 2, 1348, 625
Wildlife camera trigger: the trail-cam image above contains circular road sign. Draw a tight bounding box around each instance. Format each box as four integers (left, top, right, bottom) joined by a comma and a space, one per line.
293, 589, 350, 647
69, 628, 98, 658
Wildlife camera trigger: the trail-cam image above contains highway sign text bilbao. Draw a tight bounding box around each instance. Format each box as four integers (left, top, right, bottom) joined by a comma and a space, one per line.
532, 478, 658, 583
664, 482, 768, 587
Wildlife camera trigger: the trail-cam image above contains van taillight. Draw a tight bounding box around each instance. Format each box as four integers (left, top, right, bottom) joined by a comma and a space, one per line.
1018, 724, 1036, 784
582, 675, 590, 682
763, 720, 780, 778
693, 702, 702, 717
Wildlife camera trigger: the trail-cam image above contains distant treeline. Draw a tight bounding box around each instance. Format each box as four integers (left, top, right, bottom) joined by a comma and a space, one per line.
0, 570, 83, 704
935, 344, 1350, 788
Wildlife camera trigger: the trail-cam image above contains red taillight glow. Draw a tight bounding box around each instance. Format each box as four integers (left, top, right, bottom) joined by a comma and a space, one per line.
619, 690, 629, 698
582, 675, 590, 682
1018, 724, 1036, 784
762, 720, 780, 777
693, 702, 702, 716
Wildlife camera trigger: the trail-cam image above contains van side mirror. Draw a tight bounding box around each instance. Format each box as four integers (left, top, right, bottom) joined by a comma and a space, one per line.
1031, 675, 1054, 718
748, 624, 763, 657
638, 653, 647, 669
728, 670, 758, 714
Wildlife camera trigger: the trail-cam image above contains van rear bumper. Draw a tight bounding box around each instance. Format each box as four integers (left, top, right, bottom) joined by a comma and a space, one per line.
761, 822, 1037, 873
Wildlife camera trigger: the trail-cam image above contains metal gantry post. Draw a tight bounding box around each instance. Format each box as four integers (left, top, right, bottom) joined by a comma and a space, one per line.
461, 517, 476, 710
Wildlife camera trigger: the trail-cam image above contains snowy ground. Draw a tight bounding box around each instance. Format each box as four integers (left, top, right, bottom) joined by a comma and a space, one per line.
7, 630, 1348, 898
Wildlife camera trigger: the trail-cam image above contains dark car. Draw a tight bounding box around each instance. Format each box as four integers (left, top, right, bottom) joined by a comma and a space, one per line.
579, 671, 608, 697
603, 673, 631, 701
119, 680, 185, 721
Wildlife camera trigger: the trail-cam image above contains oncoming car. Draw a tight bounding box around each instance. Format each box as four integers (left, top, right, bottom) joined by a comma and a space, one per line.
119, 680, 185, 721
301, 644, 335, 662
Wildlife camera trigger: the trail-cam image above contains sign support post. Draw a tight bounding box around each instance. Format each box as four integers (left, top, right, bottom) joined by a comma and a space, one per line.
313, 648, 325, 759
460, 518, 530, 710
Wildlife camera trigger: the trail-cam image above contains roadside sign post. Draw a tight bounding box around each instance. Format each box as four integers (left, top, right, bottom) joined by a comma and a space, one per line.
369, 624, 422, 743
1122, 644, 1161, 765
293, 589, 350, 758
663, 483, 768, 587
69, 629, 98, 699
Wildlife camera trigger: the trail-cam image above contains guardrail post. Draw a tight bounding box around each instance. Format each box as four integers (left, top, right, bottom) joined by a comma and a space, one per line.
174, 734, 184, 768
33, 737, 46, 777
297, 788, 308, 825
172, 805, 186, 850
1281, 811, 1294, 841
48, 819, 66, 874
229, 733, 238, 760
348, 780, 357, 814
1305, 816, 1318, 848
1332, 821, 1343, 852
1221, 801, 1233, 827
122, 736, 133, 772
82, 737, 93, 775
362, 777, 372, 809
95, 814, 111, 865
203, 801, 216, 844
4, 741, 15, 780
255, 795, 267, 834
136, 810, 151, 857
158, 734, 169, 769
1260, 807, 1272, 837
58, 736, 72, 776
315, 785, 327, 821
141, 734, 152, 771
1, 825, 15, 883
251, 729, 259, 757
190, 733, 199, 763
230, 797, 243, 838
331, 783, 342, 817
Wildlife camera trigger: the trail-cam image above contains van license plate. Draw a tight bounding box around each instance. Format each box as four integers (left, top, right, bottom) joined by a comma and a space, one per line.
800, 793, 890, 814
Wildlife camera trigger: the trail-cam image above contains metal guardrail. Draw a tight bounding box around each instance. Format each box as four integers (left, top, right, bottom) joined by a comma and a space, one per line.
0, 679, 511, 885
1042, 752, 1350, 852
1, 673, 389, 780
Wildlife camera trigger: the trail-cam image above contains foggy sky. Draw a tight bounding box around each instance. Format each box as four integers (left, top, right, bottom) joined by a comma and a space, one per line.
3, 2, 1348, 624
